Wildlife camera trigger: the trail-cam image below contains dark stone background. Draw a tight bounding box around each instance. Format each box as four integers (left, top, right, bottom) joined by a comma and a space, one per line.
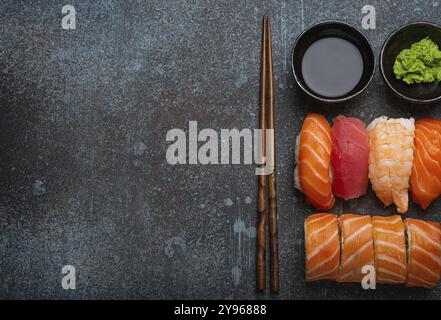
1, 0, 441, 299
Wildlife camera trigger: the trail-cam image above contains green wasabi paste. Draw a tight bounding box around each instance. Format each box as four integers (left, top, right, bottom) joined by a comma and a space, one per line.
393, 37, 441, 84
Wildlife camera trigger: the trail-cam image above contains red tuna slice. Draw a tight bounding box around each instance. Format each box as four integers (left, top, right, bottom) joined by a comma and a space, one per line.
331, 116, 369, 200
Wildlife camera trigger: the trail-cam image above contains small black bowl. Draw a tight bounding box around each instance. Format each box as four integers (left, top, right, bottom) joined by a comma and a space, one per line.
291, 20, 375, 103
380, 21, 441, 104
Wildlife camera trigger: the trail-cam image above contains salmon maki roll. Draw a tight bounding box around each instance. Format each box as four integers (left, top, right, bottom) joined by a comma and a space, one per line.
372, 216, 407, 284
295, 114, 335, 210
304, 213, 340, 281
367, 117, 415, 214
405, 219, 441, 288
411, 118, 441, 209
337, 214, 374, 283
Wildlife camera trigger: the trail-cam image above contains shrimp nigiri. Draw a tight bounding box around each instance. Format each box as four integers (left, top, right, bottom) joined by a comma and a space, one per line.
367, 117, 415, 214
295, 114, 335, 210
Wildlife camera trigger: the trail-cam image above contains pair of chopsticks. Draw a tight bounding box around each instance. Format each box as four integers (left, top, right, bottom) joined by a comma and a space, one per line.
257, 16, 279, 293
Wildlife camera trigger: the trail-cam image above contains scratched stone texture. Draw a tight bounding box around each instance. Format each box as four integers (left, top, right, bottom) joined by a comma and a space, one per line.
1, 0, 441, 300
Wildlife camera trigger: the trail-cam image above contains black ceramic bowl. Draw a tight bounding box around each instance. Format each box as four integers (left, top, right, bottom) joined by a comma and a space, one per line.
291, 20, 375, 103
380, 22, 441, 104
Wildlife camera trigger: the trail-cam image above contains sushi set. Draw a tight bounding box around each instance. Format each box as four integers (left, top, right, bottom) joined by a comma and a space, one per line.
296, 114, 441, 288
294, 114, 440, 214
295, 114, 441, 289
257, 17, 441, 291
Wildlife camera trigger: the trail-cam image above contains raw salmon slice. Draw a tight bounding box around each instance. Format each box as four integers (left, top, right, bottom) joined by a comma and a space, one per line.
405, 218, 441, 288
295, 114, 335, 210
331, 115, 369, 200
304, 213, 340, 281
372, 215, 407, 284
411, 118, 441, 209
337, 214, 374, 283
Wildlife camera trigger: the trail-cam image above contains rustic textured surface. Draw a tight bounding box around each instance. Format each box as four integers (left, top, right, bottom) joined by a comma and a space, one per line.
1, 0, 441, 299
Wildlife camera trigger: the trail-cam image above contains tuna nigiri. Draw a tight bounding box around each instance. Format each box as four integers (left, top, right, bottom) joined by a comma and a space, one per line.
367, 117, 415, 214
372, 215, 407, 284
331, 116, 369, 200
411, 118, 441, 209
405, 218, 441, 288
294, 114, 335, 210
337, 214, 374, 283
304, 213, 340, 281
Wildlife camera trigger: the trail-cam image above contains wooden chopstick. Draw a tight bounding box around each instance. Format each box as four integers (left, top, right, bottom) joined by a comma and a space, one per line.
257, 15, 268, 292
257, 16, 279, 293
266, 17, 279, 293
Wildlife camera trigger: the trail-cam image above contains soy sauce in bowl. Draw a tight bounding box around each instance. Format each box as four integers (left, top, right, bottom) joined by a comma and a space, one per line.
292, 21, 375, 103
301, 37, 364, 98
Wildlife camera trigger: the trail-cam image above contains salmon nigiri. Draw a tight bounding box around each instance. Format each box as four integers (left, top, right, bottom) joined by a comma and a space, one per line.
331, 116, 369, 200
337, 214, 374, 283
372, 215, 407, 284
295, 114, 335, 210
411, 118, 441, 209
367, 117, 415, 214
304, 213, 340, 281
405, 218, 441, 288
